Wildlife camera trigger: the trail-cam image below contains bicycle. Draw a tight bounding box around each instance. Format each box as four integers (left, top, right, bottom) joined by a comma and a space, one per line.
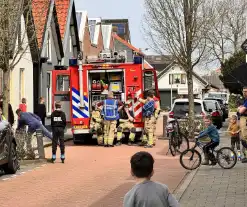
166, 118, 189, 156
179, 135, 237, 170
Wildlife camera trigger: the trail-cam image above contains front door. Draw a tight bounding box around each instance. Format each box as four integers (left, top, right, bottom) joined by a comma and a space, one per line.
52, 70, 71, 122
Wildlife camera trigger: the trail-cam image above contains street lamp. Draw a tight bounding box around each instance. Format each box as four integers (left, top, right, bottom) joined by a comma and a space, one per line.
170, 76, 180, 107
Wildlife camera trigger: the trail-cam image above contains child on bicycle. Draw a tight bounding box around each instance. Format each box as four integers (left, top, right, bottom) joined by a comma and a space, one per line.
197, 115, 220, 165
227, 115, 241, 160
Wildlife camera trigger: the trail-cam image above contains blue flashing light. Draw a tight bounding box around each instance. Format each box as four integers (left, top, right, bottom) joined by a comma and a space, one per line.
69, 58, 77, 66
133, 56, 143, 64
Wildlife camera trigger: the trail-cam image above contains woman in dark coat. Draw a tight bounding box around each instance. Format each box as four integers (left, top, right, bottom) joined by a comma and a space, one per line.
36, 97, 46, 126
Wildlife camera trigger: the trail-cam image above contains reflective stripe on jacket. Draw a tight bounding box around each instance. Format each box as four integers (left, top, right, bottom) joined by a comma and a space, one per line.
103, 99, 119, 121
143, 100, 155, 117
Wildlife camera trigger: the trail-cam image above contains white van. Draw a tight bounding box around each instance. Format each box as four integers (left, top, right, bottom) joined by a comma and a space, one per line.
204, 92, 229, 104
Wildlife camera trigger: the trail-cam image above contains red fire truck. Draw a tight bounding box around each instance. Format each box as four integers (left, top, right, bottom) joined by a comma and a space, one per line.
52, 52, 159, 144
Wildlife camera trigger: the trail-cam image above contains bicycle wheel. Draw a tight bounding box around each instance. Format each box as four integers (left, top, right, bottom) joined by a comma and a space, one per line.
169, 134, 177, 156
216, 147, 237, 169
177, 133, 190, 154
180, 149, 202, 170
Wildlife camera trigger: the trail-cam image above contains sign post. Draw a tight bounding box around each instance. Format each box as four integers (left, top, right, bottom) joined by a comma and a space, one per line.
36, 129, 45, 159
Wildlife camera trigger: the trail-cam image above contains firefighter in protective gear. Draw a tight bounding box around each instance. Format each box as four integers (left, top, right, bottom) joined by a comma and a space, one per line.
101, 91, 121, 147
117, 102, 136, 146
50, 101, 66, 163
137, 90, 155, 148
152, 93, 161, 146
90, 101, 104, 145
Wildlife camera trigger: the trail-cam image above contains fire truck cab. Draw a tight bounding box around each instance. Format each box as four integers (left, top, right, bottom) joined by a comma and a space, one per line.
52, 51, 159, 144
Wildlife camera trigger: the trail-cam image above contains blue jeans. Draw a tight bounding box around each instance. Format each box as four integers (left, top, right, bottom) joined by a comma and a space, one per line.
28, 124, 52, 140
39, 124, 52, 140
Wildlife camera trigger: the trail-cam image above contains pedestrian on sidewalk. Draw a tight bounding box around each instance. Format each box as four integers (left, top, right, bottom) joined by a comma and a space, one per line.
227, 114, 241, 159
237, 86, 247, 162
36, 97, 46, 126
123, 151, 179, 207
19, 98, 27, 112
197, 115, 220, 165
51, 101, 66, 163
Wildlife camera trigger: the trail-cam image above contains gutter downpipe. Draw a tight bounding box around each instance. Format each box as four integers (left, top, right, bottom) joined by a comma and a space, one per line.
78, 52, 84, 108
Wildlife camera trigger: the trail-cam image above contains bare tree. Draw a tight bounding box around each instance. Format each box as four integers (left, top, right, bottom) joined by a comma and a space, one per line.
0, 0, 49, 119
143, 0, 212, 135
206, 0, 247, 66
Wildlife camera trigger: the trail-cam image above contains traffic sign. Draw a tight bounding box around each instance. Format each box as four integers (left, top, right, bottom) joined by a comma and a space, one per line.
241, 39, 247, 54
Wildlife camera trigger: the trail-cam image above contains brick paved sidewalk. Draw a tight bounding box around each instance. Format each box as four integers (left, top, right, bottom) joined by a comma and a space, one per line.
179, 129, 247, 207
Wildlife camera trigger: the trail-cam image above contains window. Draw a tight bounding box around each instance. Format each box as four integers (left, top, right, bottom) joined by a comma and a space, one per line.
169, 73, 186, 84
56, 75, 70, 92
181, 74, 186, 84
144, 71, 155, 91
144, 71, 158, 98
204, 101, 216, 112
19, 68, 25, 101
173, 102, 202, 117
112, 23, 125, 35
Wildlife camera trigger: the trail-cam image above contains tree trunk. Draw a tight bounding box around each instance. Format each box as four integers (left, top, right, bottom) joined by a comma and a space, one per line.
2, 69, 10, 120
187, 70, 195, 138
2, 0, 10, 120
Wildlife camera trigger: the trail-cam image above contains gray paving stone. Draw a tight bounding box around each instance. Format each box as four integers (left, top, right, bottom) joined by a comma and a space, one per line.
179, 129, 247, 206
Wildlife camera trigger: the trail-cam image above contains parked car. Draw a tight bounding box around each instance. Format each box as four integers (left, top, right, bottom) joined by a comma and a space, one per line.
203, 100, 223, 129
204, 97, 228, 120
169, 99, 206, 119
0, 123, 18, 174
169, 99, 223, 129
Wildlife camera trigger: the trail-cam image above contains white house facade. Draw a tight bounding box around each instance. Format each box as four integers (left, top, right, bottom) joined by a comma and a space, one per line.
10, 15, 34, 126
157, 64, 217, 109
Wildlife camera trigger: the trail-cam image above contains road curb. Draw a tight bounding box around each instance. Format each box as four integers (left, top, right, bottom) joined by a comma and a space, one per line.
32, 137, 73, 150
174, 167, 200, 201
20, 159, 47, 165
43, 138, 73, 148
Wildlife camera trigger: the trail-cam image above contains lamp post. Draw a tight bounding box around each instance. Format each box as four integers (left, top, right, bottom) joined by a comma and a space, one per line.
170, 76, 180, 107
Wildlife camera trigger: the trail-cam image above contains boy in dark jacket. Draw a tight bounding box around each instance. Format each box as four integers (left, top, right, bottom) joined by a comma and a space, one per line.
51, 101, 66, 163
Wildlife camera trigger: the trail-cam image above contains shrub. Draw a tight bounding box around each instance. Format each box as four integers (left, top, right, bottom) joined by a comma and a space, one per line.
15, 130, 36, 160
